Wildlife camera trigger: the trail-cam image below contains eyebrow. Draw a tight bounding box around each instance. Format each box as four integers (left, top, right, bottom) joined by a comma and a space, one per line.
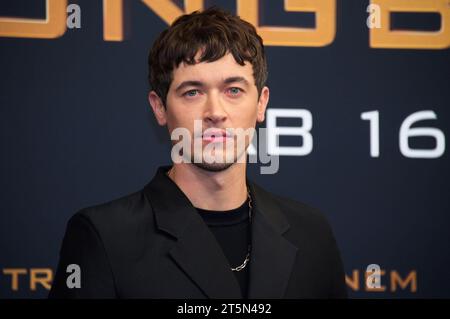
174, 76, 250, 93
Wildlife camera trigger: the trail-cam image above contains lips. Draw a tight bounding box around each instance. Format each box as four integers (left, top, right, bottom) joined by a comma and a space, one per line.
201, 129, 233, 143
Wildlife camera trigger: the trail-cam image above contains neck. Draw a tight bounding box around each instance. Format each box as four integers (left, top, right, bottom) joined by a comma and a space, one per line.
167, 162, 248, 211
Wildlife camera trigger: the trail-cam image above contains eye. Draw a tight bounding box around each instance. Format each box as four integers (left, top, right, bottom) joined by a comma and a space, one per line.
183, 89, 200, 97
227, 87, 243, 96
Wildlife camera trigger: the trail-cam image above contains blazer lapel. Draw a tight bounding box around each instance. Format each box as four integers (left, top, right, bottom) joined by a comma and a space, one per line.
168, 215, 243, 298
144, 166, 242, 299
144, 166, 298, 299
247, 182, 299, 299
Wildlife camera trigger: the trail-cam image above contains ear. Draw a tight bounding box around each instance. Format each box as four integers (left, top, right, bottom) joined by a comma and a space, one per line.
148, 91, 167, 126
256, 86, 269, 123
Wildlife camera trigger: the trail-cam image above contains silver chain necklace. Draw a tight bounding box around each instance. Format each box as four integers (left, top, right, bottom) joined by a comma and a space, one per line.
230, 188, 252, 272
166, 168, 252, 272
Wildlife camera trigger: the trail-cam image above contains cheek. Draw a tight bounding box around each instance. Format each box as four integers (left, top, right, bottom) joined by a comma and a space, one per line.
230, 106, 258, 127
166, 107, 197, 133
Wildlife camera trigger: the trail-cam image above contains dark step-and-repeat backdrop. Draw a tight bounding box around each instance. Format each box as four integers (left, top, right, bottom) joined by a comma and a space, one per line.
0, 0, 449, 298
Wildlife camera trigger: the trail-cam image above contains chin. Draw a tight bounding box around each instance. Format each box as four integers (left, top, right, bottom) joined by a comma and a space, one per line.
193, 162, 235, 172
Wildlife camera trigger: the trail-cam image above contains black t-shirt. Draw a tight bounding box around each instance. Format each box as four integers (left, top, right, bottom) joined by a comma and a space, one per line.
196, 198, 251, 298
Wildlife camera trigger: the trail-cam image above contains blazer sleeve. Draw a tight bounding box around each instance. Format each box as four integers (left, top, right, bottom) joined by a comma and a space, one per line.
326, 225, 348, 298
48, 212, 117, 298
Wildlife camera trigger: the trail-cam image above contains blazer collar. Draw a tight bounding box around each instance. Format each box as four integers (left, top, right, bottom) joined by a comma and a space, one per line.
143, 166, 298, 299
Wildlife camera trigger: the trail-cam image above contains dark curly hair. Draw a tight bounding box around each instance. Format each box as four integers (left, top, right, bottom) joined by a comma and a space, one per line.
148, 6, 268, 108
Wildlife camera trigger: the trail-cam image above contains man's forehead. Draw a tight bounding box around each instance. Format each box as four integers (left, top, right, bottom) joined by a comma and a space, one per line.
172, 53, 254, 84
178, 51, 250, 69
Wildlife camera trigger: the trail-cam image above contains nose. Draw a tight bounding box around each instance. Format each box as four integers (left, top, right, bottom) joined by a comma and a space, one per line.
204, 92, 227, 125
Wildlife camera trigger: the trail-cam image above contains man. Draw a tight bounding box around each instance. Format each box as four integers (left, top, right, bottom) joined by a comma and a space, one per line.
49, 6, 347, 299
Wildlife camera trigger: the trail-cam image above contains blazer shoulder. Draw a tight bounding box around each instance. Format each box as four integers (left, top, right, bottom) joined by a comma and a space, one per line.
275, 194, 332, 232
71, 189, 154, 240
252, 183, 332, 233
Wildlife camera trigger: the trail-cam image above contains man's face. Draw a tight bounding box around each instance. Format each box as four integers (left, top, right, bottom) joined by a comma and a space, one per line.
149, 50, 269, 172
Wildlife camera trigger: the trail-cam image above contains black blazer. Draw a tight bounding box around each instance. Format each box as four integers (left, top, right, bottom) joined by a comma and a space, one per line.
49, 166, 347, 299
